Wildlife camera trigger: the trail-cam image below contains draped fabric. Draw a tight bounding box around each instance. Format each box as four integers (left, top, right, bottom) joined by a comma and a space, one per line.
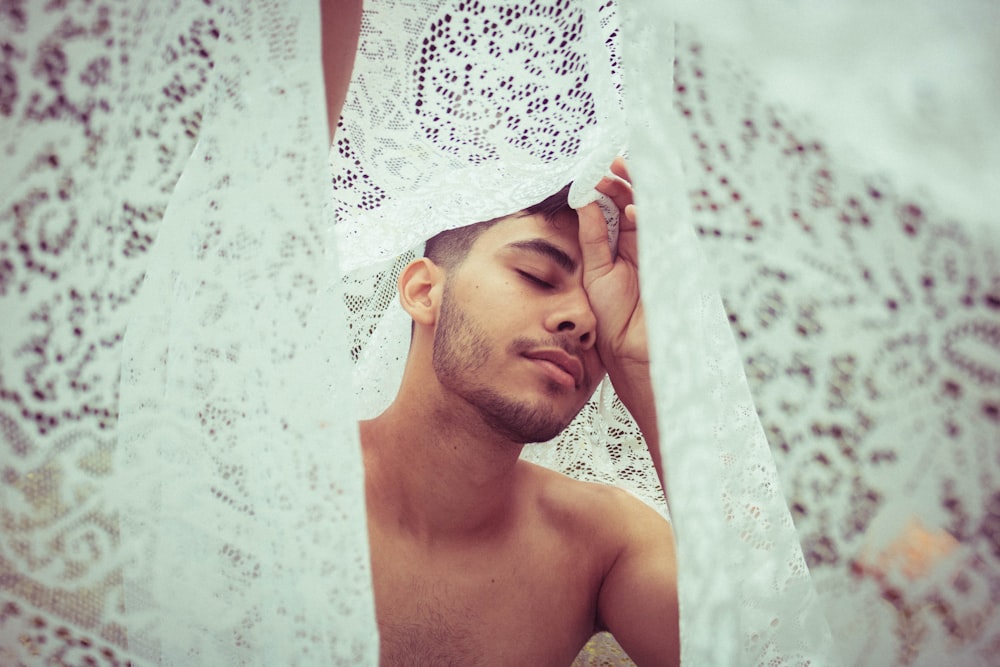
2, 2, 378, 663
670, 4, 1000, 665
1, 2, 996, 666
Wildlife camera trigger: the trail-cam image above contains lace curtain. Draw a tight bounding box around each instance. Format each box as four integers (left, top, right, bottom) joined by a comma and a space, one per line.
2, 1, 997, 665
670, 3, 1000, 665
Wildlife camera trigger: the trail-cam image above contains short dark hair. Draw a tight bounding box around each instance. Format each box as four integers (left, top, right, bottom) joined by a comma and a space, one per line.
423, 184, 572, 270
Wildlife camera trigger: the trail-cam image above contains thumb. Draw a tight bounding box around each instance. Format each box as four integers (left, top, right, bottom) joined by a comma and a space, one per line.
576, 201, 614, 284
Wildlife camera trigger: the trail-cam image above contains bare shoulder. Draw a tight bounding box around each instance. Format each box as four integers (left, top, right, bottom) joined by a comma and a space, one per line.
516, 460, 672, 552
518, 461, 680, 665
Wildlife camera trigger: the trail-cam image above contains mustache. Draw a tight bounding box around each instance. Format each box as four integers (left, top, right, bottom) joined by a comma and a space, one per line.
508, 335, 582, 358
508, 335, 596, 390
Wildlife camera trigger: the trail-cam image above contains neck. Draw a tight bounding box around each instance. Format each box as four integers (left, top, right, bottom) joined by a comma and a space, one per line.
360, 375, 526, 545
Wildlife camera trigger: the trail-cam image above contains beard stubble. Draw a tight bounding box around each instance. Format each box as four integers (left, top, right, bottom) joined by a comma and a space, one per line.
431, 283, 581, 444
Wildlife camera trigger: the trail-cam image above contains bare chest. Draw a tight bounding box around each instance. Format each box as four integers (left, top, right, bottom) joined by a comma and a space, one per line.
369, 529, 601, 666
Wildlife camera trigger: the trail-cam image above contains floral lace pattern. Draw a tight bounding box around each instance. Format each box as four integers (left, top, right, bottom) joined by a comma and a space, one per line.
669, 26, 1000, 665
2, 0, 216, 657
4, 1, 378, 663
3, 0, 995, 665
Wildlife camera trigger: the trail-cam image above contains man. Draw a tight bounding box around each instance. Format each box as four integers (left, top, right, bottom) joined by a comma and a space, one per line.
359, 158, 680, 666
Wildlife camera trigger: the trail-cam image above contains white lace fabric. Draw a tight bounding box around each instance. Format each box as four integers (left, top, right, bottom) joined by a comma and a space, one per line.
337, 2, 830, 663
3, 1, 998, 666
666, 4, 1000, 665
3, 1, 377, 664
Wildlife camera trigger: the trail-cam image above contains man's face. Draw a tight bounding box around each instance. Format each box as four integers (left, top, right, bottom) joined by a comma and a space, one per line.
431, 210, 605, 443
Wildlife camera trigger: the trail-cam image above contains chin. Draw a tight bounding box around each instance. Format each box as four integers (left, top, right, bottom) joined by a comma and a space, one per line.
468, 388, 579, 444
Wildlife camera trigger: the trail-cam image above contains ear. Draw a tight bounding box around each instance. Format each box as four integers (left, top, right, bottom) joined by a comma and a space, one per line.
398, 257, 444, 327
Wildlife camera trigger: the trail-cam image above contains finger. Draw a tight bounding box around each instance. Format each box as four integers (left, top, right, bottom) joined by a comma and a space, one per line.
576, 201, 614, 281
595, 175, 633, 216
609, 156, 632, 184
623, 203, 637, 228
603, 157, 636, 231
614, 203, 639, 266
615, 214, 639, 267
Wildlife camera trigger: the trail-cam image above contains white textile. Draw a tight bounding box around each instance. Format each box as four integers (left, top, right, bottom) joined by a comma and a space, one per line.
3, 1, 997, 666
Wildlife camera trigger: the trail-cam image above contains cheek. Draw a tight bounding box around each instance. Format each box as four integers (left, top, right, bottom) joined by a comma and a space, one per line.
457, 272, 540, 327
485, 280, 534, 314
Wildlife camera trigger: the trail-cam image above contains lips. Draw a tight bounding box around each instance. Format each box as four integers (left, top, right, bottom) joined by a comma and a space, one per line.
523, 349, 584, 389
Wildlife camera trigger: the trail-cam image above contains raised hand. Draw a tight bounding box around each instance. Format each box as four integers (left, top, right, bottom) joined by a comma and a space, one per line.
576, 157, 647, 372
576, 158, 663, 486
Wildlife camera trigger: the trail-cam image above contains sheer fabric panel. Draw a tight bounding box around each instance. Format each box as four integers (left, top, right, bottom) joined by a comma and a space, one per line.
2, 1, 377, 664
4, 1, 995, 666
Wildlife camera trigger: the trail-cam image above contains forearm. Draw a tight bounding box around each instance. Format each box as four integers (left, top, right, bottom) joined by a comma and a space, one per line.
608, 361, 664, 495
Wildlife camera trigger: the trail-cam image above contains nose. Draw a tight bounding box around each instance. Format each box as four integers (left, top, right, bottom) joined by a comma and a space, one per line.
545, 287, 597, 350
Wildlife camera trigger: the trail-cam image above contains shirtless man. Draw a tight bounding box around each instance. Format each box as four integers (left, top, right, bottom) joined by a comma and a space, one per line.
320, 3, 677, 661
358, 159, 680, 665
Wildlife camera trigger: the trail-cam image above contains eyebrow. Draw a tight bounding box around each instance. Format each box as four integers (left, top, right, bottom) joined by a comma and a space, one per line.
503, 239, 578, 274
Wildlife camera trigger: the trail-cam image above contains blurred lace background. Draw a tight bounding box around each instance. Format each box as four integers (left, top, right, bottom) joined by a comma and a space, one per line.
2, 1, 997, 665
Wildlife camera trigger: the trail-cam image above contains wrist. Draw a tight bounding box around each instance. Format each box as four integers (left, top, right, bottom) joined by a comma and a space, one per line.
606, 357, 651, 397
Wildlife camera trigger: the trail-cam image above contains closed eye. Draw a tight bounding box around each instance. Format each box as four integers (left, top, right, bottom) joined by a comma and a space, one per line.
516, 270, 554, 289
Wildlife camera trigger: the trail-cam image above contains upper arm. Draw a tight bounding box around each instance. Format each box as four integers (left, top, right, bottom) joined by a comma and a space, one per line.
320, 0, 362, 142
595, 490, 680, 667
